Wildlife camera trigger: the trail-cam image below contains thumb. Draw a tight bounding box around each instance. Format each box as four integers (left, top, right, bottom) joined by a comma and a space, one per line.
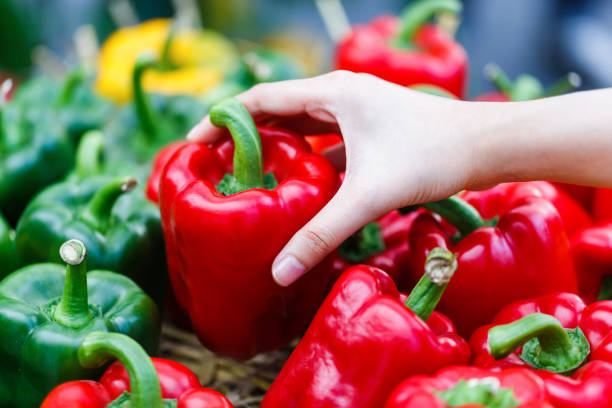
272, 184, 377, 286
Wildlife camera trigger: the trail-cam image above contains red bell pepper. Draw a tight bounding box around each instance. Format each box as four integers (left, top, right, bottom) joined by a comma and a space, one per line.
146, 140, 188, 203
473, 64, 580, 102
335, 0, 468, 98
261, 248, 471, 408
384, 366, 552, 408
42, 331, 233, 408
593, 188, 612, 222
407, 194, 578, 337
460, 181, 592, 236
537, 360, 612, 408
334, 209, 421, 283
159, 98, 340, 359
571, 222, 612, 302
470, 293, 612, 407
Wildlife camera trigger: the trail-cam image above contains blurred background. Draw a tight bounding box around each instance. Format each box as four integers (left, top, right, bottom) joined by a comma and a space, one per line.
2, 0, 612, 95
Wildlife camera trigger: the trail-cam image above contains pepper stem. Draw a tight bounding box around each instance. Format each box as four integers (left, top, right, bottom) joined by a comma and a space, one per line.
488, 313, 590, 374
483, 64, 513, 95
80, 177, 138, 232
53, 239, 92, 328
210, 98, 265, 193
75, 130, 105, 179
422, 196, 485, 237
405, 247, 457, 321
78, 332, 163, 408
546, 72, 581, 97
57, 67, 86, 107
159, 23, 176, 71
133, 53, 159, 141
395, 0, 462, 46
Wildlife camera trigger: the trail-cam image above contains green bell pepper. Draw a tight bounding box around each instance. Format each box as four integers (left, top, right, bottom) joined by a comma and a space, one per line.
10, 69, 115, 144
14, 174, 167, 304
0, 93, 74, 224
0, 238, 160, 408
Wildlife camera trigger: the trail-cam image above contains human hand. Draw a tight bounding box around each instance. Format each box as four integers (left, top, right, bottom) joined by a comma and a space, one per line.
187, 71, 494, 286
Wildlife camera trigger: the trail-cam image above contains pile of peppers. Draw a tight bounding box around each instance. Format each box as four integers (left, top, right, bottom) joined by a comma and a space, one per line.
1, 0, 611, 406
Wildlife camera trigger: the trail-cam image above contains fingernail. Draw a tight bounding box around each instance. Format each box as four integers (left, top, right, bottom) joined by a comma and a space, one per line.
272, 255, 305, 286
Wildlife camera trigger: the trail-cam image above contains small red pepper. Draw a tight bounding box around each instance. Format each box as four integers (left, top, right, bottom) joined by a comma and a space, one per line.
159, 98, 340, 359
470, 293, 612, 407
42, 332, 233, 408
571, 222, 612, 302
384, 366, 553, 408
593, 188, 612, 222
304, 133, 343, 155
261, 248, 470, 408
460, 181, 592, 236
335, 0, 468, 98
408, 194, 578, 337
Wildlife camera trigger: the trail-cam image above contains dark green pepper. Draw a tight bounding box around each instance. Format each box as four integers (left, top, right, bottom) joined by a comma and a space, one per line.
0, 238, 160, 408
0, 89, 74, 224
15, 175, 167, 304
10, 69, 115, 144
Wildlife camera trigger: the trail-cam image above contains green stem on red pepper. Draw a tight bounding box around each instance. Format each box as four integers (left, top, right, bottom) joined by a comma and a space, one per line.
437, 378, 519, 408
53, 239, 92, 328
77, 331, 163, 408
80, 177, 138, 232
488, 313, 590, 374
133, 53, 159, 141
74, 130, 105, 179
422, 196, 486, 237
211, 98, 278, 195
395, 0, 462, 47
405, 247, 457, 321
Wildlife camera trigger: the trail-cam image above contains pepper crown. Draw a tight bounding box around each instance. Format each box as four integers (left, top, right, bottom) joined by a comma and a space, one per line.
488, 313, 590, 374
338, 222, 385, 263
80, 176, 138, 232
78, 332, 164, 408
405, 247, 458, 321
485, 63, 581, 101
53, 239, 92, 328
395, 0, 462, 47
210, 98, 278, 195
437, 378, 519, 408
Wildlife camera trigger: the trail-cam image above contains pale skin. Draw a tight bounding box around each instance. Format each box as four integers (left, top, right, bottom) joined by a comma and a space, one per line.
187, 70, 612, 287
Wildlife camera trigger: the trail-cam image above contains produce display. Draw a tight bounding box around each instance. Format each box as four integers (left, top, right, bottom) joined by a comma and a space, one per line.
0, 0, 608, 406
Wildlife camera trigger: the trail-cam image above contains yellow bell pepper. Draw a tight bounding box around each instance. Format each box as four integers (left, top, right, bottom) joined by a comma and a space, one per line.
96, 19, 237, 103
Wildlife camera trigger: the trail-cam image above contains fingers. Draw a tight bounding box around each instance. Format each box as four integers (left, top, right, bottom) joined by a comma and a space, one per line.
272, 183, 380, 286
187, 71, 353, 143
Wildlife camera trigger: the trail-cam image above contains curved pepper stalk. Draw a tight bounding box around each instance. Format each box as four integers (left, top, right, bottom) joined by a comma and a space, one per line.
78, 332, 163, 408
80, 176, 138, 232
488, 313, 590, 374
74, 130, 105, 179
422, 196, 486, 237
210, 98, 278, 195
133, 53, 160, 141
395, 0, 462, 47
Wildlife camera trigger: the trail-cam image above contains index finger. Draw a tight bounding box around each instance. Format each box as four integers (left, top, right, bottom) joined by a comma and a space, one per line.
186, 73, 341, 143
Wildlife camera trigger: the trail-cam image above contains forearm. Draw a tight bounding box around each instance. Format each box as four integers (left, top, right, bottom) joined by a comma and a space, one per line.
467, 88, 612, 188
